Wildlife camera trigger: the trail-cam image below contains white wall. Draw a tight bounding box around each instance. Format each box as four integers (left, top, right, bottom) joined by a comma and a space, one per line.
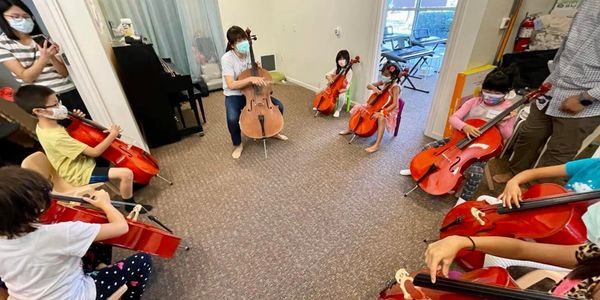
217, 0, 276, 58
469, 0, 513, 68
217, 0, 383, 103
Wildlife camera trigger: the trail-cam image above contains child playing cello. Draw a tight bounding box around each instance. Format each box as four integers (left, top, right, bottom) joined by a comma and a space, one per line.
401, 65, 519, 203
14, 85, 151, 211
339, 61, 402, 153
0, 167, 152, 300
313, 49, 353, 118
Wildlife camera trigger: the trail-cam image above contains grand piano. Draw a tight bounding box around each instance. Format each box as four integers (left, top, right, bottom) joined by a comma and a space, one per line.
112, 43, 204, 148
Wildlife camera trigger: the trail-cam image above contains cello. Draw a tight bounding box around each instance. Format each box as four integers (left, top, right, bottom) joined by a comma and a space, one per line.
238, 28, 284, 154
379, 267, 566, 299
66, 112, 171, 185
346, 65, 408, 140
40, 193, 183, 258
439, 183, 599, 270
408, 83, 552, 196
312, 56, 360, 116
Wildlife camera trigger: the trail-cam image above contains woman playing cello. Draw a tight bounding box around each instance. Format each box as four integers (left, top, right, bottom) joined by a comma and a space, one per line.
221, 25, 288, 159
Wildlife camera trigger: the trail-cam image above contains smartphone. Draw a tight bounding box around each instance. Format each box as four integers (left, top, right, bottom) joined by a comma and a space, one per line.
31, 34, 53, 47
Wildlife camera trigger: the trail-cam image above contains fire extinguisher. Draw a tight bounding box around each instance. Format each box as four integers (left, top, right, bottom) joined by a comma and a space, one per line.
514, 13, 535, 52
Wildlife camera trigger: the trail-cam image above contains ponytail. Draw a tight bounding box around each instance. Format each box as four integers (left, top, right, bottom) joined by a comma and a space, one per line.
225, 26, 246, 52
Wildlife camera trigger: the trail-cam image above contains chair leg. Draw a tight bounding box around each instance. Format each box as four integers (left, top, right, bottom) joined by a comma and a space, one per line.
176, 104, 186, 128
394, 99, 405, 137
484, 161, 495, 192
197, 96, 206, 123
107, 285, 128, 300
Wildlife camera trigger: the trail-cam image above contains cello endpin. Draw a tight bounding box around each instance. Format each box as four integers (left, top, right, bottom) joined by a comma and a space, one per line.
348, 134, 357, 144
263, 139, 268, 159
155, 174, 174, 185
403, 184, 419, 197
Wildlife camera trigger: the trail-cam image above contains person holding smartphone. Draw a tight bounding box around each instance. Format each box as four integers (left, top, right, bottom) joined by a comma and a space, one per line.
0, 0, 89, 116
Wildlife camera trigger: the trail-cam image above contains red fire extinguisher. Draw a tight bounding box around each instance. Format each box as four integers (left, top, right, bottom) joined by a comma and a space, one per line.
514, 13, 535, 52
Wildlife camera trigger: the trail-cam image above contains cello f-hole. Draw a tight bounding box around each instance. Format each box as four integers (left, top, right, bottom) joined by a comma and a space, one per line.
449, 157, 461, 172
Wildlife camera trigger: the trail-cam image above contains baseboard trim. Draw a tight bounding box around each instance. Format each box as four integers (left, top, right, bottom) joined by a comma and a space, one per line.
285, 76, 319, 93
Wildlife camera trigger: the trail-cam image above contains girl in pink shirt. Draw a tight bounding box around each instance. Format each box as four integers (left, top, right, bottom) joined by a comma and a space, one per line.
402, 65, 519, 203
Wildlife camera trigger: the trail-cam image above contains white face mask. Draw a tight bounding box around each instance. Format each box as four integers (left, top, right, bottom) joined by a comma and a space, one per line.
7, 17, 34, 34
338, 60, 347, 67
46, 104, 69, 120
382, 74, 392, 83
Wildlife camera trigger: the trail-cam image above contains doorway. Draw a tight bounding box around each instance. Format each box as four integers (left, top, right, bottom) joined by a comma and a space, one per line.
379, 0, 457, 93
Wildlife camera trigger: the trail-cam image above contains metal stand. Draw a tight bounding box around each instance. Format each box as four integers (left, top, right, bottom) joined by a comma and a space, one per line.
403, 184, 419, 197
314, 111, 320, 117
263, 139, 268, 159
348, 134, 357, 144
156, 174, 174, 185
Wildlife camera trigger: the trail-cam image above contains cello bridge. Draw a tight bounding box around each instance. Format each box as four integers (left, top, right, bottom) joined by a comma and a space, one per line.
396, 269, 414, 299
471, 207, 486, 226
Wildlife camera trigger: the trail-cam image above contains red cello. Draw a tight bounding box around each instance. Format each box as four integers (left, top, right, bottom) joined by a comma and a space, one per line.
439, 183, 599, 270
409, 83, 552, 196
379, 267, 566, 299
347, 67, 408, 138
40, 194, 182, 258
66, 112, 169, 185
312, 56, 360, 116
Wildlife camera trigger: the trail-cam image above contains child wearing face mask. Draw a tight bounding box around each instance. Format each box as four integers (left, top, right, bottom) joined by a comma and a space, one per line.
221, 25, 287, 159
14, 85, 151, 212
401, 65, 519, 204
313, 49, 353, 118
339, 61, 402, 153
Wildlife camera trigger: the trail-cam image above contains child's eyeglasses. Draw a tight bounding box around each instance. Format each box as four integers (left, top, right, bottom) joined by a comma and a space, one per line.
42, 100, 61, 109
3, 14, 32, 20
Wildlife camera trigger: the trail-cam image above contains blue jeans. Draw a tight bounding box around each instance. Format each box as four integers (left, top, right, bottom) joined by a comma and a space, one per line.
225, 95, 284, 146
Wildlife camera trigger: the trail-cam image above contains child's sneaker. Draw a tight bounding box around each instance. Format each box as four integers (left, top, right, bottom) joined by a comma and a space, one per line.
333, 111, 340, 118
312, 107, 317, 111
400, 169, 411, 176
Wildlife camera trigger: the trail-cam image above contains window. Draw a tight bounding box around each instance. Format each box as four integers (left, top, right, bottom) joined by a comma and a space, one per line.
385, 0, 457, 38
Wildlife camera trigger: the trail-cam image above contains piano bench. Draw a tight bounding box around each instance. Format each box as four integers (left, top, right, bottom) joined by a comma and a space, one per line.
170, 89, 206, 130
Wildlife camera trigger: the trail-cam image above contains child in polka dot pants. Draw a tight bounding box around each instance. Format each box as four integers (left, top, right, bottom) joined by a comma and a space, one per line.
89, 253, 152, 300
0, 169, 153, 299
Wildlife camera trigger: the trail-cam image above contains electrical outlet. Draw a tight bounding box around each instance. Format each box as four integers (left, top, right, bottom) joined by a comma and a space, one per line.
500, 17, 511, 29
334, 26, 341, 37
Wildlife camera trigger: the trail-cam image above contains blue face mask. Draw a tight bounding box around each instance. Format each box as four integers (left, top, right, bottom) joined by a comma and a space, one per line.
235, 40, 250, 54
583, 202, 600, 244
482, 91, 505, 105
7, 17, 34, 34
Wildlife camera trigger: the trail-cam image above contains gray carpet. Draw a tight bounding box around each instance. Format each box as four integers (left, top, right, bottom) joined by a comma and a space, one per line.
133, 79, 456, 299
